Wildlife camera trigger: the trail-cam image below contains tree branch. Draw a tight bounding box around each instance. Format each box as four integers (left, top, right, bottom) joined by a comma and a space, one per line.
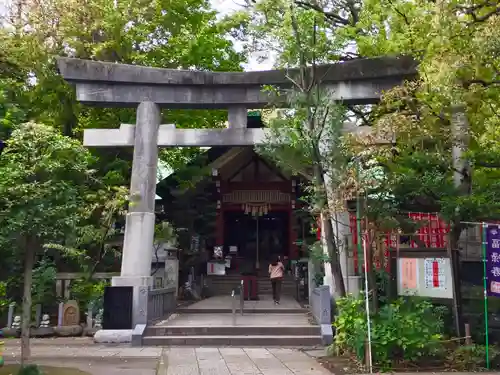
456, 0, 500, 23
294, 0, 350, 26
347, 105, 373, 126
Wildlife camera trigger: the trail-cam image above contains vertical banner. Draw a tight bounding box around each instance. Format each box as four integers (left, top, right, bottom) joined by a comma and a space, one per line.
486, 225, 500, 297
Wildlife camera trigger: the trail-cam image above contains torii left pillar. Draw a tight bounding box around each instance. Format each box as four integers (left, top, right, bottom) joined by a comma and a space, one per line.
112, 102, 160, 327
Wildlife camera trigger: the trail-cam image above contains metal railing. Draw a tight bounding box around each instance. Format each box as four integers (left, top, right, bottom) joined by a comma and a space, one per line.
231, 280, 244, 326
147, 286, 176, 323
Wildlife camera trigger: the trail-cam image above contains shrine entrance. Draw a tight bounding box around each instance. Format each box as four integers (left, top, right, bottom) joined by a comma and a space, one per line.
224, 210, 289, 271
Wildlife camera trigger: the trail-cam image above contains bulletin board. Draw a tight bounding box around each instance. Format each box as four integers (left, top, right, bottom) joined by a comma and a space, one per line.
397, 256, 453, 299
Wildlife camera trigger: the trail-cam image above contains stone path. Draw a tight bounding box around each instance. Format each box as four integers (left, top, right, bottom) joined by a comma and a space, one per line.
2, 340, 492, 375
165, 347, 330, 375
2, 338, 161, 360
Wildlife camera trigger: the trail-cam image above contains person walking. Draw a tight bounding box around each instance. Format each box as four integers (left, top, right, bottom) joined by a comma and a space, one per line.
269, 256, 284, 304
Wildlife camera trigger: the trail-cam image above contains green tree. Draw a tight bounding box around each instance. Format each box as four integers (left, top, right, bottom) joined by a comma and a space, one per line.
0, 0, 248, 212
251, 2, 350, 296
1, 0, 246, 154
31, 259, 57, 307
0, 123, 95, 364
339, 0, 500, 333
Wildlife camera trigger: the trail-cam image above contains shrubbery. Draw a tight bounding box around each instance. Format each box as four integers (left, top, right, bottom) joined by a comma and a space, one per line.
333, 295, 446, 369
70, 278, 108, 313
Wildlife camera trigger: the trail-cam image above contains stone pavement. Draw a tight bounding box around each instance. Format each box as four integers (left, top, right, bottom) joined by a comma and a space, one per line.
165, 347, 330, 375
3, 338, 160, 375
2, 338, 162, 360
2, 340, 330, 375
2, 340, 493, 375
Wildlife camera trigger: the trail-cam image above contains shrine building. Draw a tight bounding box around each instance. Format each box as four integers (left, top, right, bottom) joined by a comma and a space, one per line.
155, 113, 315, 297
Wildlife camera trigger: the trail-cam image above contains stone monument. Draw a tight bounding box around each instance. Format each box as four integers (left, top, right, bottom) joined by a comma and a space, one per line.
56, 56, 418, 329
62, 300, 80, 326
54, 300, 83, 336
40, 314, 50, 328
11, 316, 20, 329
1, 308, 20, 338
32, 314, 53, 337
94, 309, 103, 329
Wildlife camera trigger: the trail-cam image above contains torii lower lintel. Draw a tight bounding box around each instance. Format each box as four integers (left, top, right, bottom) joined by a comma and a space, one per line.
83, 122, 393, 148
83, 125, 268, 147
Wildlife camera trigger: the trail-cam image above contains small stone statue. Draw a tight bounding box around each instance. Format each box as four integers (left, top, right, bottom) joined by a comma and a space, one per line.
94, 309, 103, 329
39, 314, 50, 328
11, 316, 21, 329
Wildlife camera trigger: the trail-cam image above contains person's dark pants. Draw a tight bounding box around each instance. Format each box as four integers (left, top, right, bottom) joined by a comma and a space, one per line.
271, 278, 282, 302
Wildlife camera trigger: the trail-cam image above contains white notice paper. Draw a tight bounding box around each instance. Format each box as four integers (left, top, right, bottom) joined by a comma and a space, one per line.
424, 258, 446, 289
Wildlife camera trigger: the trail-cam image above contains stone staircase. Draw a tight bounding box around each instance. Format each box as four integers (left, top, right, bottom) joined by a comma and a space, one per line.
206, 274, 297, 297
142, 295, 322, 347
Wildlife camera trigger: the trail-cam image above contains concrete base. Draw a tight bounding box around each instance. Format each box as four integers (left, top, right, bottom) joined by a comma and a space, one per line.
53, 325, 83, 337
112, 275, 153, 327
131, 324, 147, 347
31, 327, 54, 337
84, 327, 99, 337
94, 329, 133, 344
1, 328, 20, 338
319, 324, 333, 345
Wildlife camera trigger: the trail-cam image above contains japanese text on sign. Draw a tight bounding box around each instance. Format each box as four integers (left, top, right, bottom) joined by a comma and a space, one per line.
486, 225, 500, 297
424, 258, 446, 289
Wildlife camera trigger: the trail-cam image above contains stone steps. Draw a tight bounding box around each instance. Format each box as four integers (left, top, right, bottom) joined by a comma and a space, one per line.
142, 334, 322, 347
207, 275, 297, 296
175, 307, 306, 314
144, 300, 320, 347
145, 325, 319, 336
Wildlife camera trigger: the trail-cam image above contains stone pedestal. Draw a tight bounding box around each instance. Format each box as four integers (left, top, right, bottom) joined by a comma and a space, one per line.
111, 276, 152, 326
164, 255, 179, 298
94, 329, 133, 344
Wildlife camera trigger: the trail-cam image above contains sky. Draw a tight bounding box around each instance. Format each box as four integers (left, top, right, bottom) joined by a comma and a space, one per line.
212, 0, 275, 71
0, 0, 274, 71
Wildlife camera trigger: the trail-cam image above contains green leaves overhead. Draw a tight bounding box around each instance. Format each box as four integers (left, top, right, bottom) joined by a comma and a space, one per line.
0, 123, 94, 244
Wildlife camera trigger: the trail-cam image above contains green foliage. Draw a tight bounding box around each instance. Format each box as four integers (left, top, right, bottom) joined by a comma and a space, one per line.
333, 296, 446, 369
45, 185, 128, 277
313, 273, 324, 287
1, 0, 246, 138
0, 282, 9, 315
17, 364, 42, 375
446, 344, 499, 371
31, 259, 57, 306
69, 279, 108, 313
0, 123, 94, 246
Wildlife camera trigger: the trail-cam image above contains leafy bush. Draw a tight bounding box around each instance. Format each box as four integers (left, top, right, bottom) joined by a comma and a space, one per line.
446, 344, 499, 371
17, 364, 43, 375
0, 282, 9, 313
31, 259, 57, 306
70, 278, 108, 313
333, 295, 446, 369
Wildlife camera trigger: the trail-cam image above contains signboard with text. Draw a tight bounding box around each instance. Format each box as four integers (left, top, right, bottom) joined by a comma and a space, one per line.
397, 257, 453, 299
486, 225, 500, 297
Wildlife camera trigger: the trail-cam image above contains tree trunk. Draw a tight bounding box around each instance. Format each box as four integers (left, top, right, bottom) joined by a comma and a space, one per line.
314, 163, 346, 297
321, 213, 347, 297
20, 241, 36, 366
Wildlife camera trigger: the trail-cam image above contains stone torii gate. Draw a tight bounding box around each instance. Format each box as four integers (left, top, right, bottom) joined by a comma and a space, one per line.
57, 56, 417, 329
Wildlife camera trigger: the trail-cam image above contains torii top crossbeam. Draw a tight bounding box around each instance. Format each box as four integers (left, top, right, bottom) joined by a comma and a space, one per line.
56, 56, 417, 108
